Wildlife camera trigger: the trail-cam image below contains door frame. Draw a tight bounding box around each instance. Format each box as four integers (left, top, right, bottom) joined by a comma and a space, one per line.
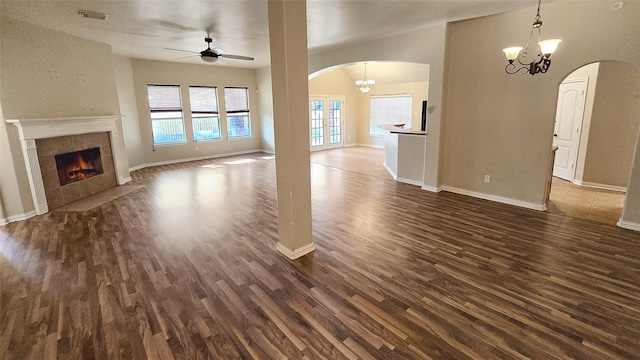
552, 78, 588, 182
309, 95, 345, 152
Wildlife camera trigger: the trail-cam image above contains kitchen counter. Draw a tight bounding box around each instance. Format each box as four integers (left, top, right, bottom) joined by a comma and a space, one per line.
378, 124, 426, 186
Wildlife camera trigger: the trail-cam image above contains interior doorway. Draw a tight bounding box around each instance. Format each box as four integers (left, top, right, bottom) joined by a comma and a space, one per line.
552, 79, 587, 181
547, 61, 640, 226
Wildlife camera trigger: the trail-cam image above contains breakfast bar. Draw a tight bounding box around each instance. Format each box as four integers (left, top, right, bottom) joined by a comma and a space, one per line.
378, 124, 426, 186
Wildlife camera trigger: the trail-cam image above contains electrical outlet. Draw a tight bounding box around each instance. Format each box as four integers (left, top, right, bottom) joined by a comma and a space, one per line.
484, 175, 491, 183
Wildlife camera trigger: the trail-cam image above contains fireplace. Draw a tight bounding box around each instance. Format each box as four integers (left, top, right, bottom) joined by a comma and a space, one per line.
56, 147, 104, 186
6, 115, 129, 214
36, 132, 117, 209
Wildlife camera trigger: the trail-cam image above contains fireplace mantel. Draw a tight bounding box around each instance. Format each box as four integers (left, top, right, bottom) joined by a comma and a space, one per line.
6, 115, 129, 215
6, 115, 123, 140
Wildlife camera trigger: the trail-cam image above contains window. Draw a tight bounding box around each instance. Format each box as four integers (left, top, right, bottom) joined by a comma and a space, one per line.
189, 86, 221, 141
147, 85, 186, 145
369, 95, 412, 136
225, 87, 251, 138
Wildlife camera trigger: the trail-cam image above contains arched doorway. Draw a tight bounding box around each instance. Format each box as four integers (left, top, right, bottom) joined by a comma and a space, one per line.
547, 61, 640, 225
307, 62, 430, 178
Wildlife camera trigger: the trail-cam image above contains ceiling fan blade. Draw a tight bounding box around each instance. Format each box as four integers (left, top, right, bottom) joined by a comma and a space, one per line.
219, 54, 254, 61
163, 47, 200, 54
211, 47, 224, 55
217, 57, 228, 65
175, 55, 200, 59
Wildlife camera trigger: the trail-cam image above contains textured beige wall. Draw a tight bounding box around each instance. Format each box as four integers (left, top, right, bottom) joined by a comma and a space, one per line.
623, 136, 640, 224
113, 56, 145, 169
1, 18, 120, 119
308, 69, 359, 146
130, 59, 261, 165
442, 1, 640, 209
1, 17, 124, 220
256, 67, 275, 152
582, 61, 640, 188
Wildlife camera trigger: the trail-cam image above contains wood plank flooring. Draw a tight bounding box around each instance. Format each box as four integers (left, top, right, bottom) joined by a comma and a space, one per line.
2, 149, 640, 359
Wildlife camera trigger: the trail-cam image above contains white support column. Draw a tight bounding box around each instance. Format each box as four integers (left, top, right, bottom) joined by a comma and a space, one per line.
268, 0, 315, 259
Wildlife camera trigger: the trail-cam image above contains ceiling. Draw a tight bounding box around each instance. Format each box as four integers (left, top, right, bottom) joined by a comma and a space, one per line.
1, 0, 538, 69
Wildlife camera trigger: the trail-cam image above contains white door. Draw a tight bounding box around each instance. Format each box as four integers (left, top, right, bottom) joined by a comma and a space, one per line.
309, 96, 344, 151
552, 79, 587, 181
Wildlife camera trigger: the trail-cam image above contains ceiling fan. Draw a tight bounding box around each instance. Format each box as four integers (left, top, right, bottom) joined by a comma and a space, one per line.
165, 35, 254, 65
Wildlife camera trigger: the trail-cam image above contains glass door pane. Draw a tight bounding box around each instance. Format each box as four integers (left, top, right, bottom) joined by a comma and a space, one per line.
310, 100, 325, 148
329, 100, 341, 145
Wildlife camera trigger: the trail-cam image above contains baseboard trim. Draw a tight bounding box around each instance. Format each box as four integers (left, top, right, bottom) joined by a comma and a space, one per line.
421, 185, 442, 193
441, 186, 545, 211
397, 177, 423, 187
277, 241, 316, 260
129, 149, 264, 172
260, 149, 275, 155
129, 163, 146, 172
617, 219, 640, 232
383, 162, 398, 180
1, 210, 37, 226
579, 181, 626, 193
355, 143, 384, 149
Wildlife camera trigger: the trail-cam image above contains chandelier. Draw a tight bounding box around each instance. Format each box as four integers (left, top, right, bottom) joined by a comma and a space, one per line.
355, 63, 376, 94
503, 0, 561, 76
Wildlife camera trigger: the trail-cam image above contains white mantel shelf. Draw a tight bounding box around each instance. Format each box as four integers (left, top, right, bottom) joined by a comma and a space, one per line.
6, 115, 128, 215
6, 115, 124, 140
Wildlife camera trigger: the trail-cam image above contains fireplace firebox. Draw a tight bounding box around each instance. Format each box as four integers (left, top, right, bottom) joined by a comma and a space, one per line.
55, 147, 104, 186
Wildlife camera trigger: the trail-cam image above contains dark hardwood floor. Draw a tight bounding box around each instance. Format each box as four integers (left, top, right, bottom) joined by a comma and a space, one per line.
2, 150, 640, 359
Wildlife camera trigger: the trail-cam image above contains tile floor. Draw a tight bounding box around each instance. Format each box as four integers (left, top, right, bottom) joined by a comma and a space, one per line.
547, 177, 625, 226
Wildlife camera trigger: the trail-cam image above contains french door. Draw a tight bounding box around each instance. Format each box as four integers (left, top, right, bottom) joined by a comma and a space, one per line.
309, 96, 344, 151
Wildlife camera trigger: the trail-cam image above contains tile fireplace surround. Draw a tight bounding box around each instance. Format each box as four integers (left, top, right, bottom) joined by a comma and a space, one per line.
6, 116, 129, 215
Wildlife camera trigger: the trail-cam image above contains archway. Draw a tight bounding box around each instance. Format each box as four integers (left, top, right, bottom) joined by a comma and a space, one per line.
547, 61, 640, 225
307, 62, 430, 176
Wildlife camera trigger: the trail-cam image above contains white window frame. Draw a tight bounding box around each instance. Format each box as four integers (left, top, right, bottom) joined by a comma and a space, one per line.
224, 87, 251, 139
146, 84, 186, 146
189, 86, 222, 142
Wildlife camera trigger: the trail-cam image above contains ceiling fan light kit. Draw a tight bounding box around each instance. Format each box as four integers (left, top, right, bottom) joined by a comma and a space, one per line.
165, 34, 254, 65
201, 38, 220, 63
502, 0, 561, 76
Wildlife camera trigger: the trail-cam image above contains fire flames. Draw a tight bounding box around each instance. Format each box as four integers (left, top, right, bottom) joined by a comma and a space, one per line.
55, 148, 103, 186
